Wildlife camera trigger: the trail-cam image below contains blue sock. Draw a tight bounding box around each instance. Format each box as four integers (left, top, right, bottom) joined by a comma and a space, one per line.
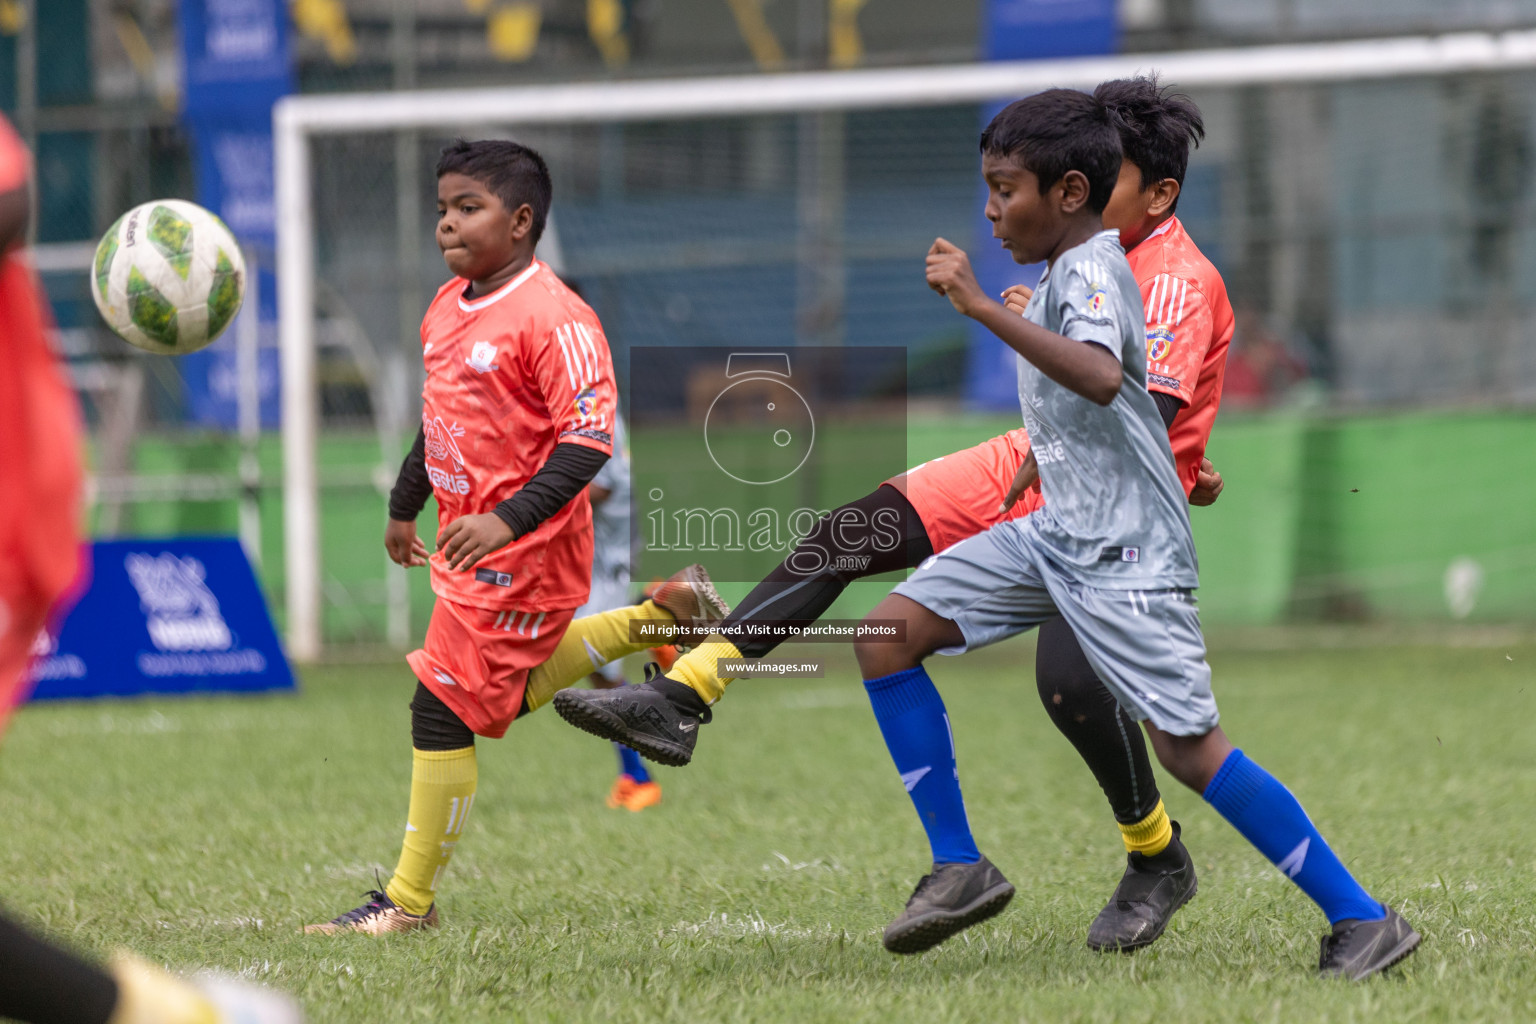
864, 666, 980, 865
1203, 749, 1384, 925
615, 743, 650, 783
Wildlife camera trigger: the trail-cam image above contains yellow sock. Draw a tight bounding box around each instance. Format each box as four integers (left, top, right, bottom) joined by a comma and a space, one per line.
108, 954, 219, 1024
524, 600, 677, 710
668, 634, 743, 704
1118, 799, 1172, 856
385, 746, 477, 915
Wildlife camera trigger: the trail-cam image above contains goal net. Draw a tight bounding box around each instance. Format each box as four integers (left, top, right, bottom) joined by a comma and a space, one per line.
275, 30, 1536, 658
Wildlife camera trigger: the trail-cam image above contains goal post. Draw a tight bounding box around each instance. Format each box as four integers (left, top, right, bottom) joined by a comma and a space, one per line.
274, 28, 1536, 660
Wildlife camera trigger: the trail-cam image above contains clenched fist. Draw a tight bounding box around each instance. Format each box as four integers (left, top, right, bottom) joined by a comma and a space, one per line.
925, 238, 989, 317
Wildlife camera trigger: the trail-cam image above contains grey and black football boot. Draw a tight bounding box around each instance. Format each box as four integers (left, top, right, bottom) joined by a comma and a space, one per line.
1318, 905, 1420, 980
552, 664, 711, 767
882, 856, 1015, 954
1086, 820, 1198, 952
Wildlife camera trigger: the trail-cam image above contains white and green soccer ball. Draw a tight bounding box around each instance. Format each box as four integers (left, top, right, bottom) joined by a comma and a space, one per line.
91, 199, 246, 355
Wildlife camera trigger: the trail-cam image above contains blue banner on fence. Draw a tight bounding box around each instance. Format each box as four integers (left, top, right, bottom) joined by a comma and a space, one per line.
176, 0, 292, 429
26, 537, 295, 701
965, 0, 1118, 410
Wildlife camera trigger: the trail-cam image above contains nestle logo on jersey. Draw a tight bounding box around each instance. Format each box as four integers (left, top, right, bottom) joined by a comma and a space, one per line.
424, 416, 471, 494
1033, 438, 1067, 465
465, 341, 500, 374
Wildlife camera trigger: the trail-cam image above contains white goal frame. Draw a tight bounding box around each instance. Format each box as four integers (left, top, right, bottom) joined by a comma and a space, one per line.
274, 27, 1536, 660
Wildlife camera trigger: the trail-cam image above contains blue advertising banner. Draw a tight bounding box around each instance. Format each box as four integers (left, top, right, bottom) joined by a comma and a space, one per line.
176, 0, 293, 429
26, 538, 295, 701
965, 0, 1118, 409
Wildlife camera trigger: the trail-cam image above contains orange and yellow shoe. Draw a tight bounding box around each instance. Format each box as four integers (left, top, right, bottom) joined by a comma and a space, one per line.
303, 890, 439, 935
644, 566, 729, 649
606, 774, 663, 812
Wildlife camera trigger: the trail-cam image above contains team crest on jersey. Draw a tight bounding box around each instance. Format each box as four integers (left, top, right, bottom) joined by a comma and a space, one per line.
424, 416, 471, 494
1086, 284, 1107, 315
573, 387, 598, 418
1146, 325, 1174, 362
465, 341, 500, 374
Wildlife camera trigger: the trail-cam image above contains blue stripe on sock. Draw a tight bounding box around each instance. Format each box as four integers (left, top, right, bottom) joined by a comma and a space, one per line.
864, 666, 980, 865
615, 743, 649, 783
1204, 750, 1385, 925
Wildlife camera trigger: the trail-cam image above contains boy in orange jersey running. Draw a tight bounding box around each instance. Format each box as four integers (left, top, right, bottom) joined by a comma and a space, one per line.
308, 140, 727, 935
0, 114, 301, 1024
555, 78, 1232, 952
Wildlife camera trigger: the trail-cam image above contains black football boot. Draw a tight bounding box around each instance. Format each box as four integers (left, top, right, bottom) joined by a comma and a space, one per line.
552, 664, 712, 767
1086, 820, 1198, 952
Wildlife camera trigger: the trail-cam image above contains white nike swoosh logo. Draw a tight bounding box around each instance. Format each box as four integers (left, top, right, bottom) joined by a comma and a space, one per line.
900, 766, 932, 792
679, 722, 696, 732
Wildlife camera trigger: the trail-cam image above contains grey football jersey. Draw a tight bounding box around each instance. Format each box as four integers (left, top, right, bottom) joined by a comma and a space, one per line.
1015, 229, 1198, 588
589, 412, 631, 581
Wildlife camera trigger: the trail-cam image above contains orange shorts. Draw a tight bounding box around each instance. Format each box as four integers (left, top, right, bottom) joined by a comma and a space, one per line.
887, 431, 1044, 555
407, 600, 575, 739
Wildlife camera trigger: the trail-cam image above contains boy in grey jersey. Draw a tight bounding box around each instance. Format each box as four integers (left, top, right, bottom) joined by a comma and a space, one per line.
854, 89, 1418, 980
570, 415, 665, 811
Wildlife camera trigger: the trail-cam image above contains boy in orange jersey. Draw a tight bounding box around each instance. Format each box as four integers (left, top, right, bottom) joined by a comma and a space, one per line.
308, 140, 726, 935
556, 78, 1231, 953
0, 115, 301, 1024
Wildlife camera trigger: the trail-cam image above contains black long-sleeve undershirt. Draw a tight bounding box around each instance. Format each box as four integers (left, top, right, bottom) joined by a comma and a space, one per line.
388, 426, 609, 540
388, 427, 433, 521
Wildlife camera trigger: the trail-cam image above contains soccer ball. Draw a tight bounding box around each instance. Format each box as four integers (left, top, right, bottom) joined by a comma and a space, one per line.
91, 199, 246, 355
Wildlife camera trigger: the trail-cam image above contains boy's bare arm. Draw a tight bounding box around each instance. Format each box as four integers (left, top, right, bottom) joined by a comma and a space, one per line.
926, 238, 1121, 406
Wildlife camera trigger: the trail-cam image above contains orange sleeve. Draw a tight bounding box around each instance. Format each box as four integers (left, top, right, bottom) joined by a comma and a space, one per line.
1144, 279, 1213, 408
533, 318, 617, 455
0, 115, 29, 194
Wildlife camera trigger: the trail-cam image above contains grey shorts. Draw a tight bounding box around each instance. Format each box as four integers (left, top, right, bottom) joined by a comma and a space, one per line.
893, 519, 1218, 736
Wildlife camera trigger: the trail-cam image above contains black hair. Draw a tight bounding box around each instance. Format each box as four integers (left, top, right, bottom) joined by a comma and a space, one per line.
979, 89, 1122, 213
1093, 76, 1205, 199
436, 139, 553, 244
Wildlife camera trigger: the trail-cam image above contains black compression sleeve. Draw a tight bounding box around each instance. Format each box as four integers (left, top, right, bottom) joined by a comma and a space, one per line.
492, 443, 610, 540
1153, 390, 1181, 431
388, 426, 433, 522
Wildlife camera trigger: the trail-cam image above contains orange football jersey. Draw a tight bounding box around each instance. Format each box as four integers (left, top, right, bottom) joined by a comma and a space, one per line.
417, 259, 616, 612
0, 114, 86, 732
1125, 216, 1234, 495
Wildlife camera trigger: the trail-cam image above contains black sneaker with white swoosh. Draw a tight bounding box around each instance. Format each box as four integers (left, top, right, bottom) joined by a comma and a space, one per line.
552, 664, 712, 767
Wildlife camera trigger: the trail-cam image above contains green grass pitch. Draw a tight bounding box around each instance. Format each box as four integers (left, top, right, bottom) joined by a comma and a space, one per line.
2, 634, 1535, 1022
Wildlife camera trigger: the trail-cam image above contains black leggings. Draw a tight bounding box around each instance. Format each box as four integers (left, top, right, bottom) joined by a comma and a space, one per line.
410, 681, 476, 750
724, 484, 933, 658
1034, 616, 1162, 824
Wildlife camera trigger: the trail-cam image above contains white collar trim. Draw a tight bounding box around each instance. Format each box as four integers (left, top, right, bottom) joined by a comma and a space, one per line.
458, 260, 541, 312
1147, 218, 1177, 241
